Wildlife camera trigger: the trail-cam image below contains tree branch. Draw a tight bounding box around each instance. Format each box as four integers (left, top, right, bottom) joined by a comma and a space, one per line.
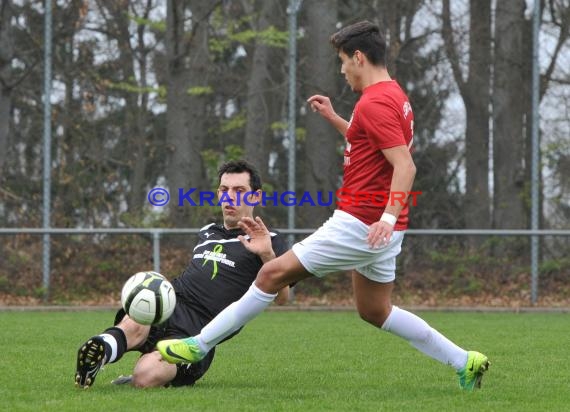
441, 0, 467, 96
541, 3, 570, 100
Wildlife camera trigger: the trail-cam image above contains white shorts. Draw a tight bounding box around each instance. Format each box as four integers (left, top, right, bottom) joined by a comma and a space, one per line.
292, 210, 405, 283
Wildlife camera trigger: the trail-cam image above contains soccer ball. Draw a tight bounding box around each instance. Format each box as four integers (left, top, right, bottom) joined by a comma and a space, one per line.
121, 271, 176, 325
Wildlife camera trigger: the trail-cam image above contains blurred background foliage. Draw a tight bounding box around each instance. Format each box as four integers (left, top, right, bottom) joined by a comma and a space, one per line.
0, 0, 569, 304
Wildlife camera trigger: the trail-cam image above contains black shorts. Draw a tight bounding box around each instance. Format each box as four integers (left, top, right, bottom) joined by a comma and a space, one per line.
114, 299, 218, 387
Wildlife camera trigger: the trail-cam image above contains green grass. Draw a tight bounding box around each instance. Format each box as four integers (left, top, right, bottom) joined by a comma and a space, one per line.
0, 310, 568, 411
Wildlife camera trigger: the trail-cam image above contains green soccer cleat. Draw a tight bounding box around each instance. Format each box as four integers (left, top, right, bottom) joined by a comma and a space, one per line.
157, 337, 206, 364
457, 351, 490, 391
75, 336, 106, 388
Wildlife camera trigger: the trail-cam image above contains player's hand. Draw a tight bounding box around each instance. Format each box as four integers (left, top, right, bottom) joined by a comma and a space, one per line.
238, 216, 275, 261
367, 220, 393, 249
307, 94, 336, 121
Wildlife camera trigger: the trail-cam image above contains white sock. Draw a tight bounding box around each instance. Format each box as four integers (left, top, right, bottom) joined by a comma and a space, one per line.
99, 333, 118, 363
196, 283, 276, 353
381, 306, 468, 370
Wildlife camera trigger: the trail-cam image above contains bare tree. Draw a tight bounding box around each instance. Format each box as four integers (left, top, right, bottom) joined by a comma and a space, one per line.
524, 0, 569, 228
442, 0, 492, 230
55, 0, 88, 226
109, 0, 154, 215
0, 0, 13, 186
299, 0, 339, 226
166, 0, 218, 226
243, 0, 285, 179
493, 0, 527, 229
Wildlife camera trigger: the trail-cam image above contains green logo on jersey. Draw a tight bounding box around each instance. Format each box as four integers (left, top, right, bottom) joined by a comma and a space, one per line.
203, 244, 224, 280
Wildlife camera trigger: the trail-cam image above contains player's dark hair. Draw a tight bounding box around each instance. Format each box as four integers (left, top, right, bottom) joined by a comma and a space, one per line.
330, 20, 386, 66
217, 160, 262, 192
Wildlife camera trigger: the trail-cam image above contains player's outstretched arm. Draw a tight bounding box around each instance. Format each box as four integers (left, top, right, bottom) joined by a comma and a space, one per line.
307, 94, 349, 136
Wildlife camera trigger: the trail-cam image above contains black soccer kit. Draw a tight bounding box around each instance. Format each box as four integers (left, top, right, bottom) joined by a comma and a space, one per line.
141, 222, 287, 386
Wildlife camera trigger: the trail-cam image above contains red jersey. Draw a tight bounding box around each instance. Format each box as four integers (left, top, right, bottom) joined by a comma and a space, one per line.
338, 80, 414, 229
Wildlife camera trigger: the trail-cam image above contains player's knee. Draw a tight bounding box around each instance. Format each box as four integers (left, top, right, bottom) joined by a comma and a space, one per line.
256, 262, 286, 293
132, 352, 174, 388
131, 370, 155, 388
132, 356, 156, 388
358, 306, 391, 328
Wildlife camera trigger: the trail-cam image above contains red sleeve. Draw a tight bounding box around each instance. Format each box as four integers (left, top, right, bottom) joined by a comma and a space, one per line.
358, 100, 407, 151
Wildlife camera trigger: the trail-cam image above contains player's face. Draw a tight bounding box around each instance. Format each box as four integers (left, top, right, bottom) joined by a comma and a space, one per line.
339, 50, 363, 92
217, 172, 261, 229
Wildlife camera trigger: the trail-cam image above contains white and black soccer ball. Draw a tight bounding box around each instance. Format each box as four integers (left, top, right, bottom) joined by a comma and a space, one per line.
121, 271, 176, 325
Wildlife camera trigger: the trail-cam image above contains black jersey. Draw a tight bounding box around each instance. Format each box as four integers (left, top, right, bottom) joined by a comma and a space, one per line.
173, 223, 288, 319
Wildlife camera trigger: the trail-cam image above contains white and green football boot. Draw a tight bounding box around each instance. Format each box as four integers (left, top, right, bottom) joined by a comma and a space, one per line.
157, 337, 206, 364
457, 351, 490, 390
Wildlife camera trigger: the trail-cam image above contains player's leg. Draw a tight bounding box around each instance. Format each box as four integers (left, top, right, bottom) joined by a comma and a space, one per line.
351, 272, 394, 326
132, 298, 224, 387
75, 309, 150, 388
131, 351, 176, 387
131, 349, 215, 388
158, 250, 310, 363
353, 271, 469, 367
353, 266, 489, 389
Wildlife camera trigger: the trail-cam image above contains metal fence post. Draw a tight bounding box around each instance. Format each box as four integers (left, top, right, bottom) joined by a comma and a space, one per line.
530, 0, 541, 305
152, 231, 161, 273
42, 0, 53, 301
286, 0, 303, 249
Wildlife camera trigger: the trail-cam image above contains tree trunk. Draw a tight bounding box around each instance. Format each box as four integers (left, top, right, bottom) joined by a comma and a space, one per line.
59, 30, 76, 227
0, 0, 13, 186
115, 7, 148, 216
464, 0, 492, 230
442, 0, 492, 233
166, 0, 211, 227
299, 0, 338, 227
493, 0, 527, 229
523, 7, 534, 230
243, 0, 282, 179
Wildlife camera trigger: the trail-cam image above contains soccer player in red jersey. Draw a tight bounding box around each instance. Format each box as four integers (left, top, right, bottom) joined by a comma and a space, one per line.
159, 21, 489, 391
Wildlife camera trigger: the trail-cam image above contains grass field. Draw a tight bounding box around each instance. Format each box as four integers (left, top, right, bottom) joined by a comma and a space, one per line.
0, 309, 567, 412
